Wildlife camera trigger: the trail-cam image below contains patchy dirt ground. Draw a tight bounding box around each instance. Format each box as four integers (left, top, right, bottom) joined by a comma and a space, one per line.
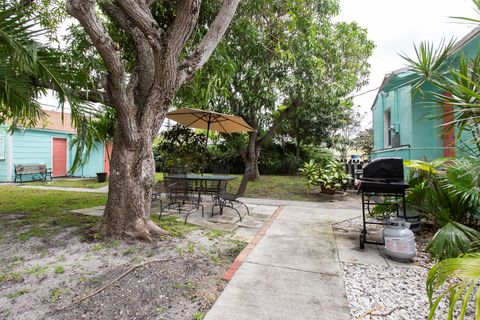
0, 213, 246, 320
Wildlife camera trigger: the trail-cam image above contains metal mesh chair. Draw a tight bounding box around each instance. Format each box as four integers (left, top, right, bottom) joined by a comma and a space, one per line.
161, 170, 204, 223
212, 171, 250, 221
202, 166, 230, 199
151, 180, 164, 213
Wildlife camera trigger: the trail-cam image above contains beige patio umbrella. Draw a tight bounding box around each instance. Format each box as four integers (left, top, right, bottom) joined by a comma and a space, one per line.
166, 107, 254, 133
166, 107, 255, 174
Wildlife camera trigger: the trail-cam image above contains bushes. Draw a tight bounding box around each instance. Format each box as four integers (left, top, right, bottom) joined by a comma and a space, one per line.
406, 158, 480, 261
300, 159, 349, 193
153, 125, 207, 173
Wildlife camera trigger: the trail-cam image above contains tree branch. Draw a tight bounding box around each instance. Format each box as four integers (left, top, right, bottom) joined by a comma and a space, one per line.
67, 0, 136, 146
115, 0, 163, 46
101, 2, 155, 106
257, 100, 301, 146
177, 0, 241, 85
164, 0, 200, 59
32, 79, 107, 105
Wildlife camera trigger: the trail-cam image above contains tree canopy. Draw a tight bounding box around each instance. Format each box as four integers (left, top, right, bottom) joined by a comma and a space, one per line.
179, 0, 374, 179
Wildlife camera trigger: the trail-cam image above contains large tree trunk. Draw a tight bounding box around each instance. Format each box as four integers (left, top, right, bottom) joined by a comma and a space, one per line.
242, 131, 261, 181
241, 101, 301, 180
67, 0, 240, 239
98, 127, 166, 240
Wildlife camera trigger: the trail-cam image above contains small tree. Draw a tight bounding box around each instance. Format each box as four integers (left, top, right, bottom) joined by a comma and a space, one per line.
353, 128, 373, 156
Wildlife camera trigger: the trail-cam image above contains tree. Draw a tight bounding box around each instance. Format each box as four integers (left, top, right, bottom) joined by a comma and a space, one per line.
64, 0, 240, 240
179, 0, 374, 180
333, 105, 363, 160
353, 128, 373, 156
153, 124, 207, 173
278, 98, 352, 172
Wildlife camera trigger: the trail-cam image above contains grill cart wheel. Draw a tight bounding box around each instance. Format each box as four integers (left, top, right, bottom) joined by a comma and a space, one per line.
359, 233, 365, 249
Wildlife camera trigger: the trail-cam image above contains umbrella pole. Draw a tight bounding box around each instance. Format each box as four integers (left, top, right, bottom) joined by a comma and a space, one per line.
201, 116, 211, 176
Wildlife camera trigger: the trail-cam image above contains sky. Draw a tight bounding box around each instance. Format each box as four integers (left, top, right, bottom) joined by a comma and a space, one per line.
41, 0, 479, 122
336, 0, 478, 128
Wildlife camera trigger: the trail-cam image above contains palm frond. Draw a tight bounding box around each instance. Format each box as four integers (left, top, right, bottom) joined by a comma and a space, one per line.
427, 253, 480, 320
427, 221, 480, 261
400, 39, 455, 91
444, 158, 480, 209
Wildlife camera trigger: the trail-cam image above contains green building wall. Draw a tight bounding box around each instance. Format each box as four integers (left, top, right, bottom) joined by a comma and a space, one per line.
0, 126, 9, 182
371, 30, 480, 162
0, 126, 106, 182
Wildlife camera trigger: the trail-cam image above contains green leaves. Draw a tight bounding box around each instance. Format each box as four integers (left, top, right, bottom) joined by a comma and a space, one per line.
300, 158, 349, 191
401, 39, 455, 91
406, 158, 480, 261
427, 253, 480, 320
427, 221, 480, 261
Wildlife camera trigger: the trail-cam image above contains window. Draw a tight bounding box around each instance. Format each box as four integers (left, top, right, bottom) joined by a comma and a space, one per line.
384, 110, 392, 147
0, 136, 5, 160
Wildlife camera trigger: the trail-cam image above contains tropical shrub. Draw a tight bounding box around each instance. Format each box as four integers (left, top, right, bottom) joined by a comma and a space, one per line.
300, 159, 349, 193
406, 158, 480, 260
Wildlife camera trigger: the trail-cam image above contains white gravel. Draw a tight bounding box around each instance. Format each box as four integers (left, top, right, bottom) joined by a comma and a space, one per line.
337, 218, 477, 320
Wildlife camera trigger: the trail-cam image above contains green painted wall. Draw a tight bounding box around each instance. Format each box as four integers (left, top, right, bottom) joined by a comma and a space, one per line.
0, 127, 106, 182
0, 126, 8, 182
71, 141, 105, 178
371, 31, 480, 161
372, 98, 383, 150
11, 129, 71, 181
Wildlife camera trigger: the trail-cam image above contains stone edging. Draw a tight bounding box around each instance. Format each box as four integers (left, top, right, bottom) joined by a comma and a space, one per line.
222, 206, 285, 281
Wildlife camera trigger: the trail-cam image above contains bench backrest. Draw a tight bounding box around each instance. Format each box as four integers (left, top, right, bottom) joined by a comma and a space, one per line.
14, 164, 47, 174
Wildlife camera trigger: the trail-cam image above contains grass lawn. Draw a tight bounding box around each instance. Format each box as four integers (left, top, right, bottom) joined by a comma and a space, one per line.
224, 174, 333, 202
0, 186, 199, 241
25, 173, 333, 202
29, 178, 109, 189
0, 187, 107, 240
157, 173, 335, 201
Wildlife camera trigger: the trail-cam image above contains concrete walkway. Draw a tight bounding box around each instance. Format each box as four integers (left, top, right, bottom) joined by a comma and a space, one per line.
206, 200, 360, 320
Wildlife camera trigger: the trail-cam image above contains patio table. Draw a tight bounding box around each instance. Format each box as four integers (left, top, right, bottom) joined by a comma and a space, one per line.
163, 174, 237, 197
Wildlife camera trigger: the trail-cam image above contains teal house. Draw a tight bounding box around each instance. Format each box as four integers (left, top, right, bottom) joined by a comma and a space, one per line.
371, 28, 480, 161
0, 110, 110, 182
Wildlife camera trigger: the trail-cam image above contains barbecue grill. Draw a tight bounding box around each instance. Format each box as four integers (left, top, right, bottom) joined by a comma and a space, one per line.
357, 157, 409, 248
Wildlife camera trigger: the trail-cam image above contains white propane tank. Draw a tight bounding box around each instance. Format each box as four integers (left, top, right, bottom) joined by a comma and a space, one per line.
383, 218, 417, 261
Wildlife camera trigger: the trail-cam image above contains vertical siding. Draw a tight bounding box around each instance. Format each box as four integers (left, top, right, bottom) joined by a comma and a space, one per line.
70, 141, 105, 178
0, 127, 106, 182
11, 129, 71, 181
0, 126, 8, 181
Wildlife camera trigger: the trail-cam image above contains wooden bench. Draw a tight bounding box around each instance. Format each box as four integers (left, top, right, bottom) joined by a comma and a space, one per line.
14, 164, 52, 182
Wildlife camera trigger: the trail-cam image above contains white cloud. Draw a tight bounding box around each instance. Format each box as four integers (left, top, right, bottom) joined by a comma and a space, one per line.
336, 0, 478, 127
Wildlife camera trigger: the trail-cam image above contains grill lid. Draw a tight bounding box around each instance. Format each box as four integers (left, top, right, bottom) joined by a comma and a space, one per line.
361, 157, 404, 181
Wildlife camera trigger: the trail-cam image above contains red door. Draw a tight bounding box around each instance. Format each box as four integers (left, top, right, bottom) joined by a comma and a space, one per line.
104, 142, 113, 175
52, 138, 67, 177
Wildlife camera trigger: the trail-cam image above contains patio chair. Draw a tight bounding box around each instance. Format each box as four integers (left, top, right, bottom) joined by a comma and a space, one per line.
202, 165, 230, 200
160, 171, 204, 223
212, 171, 250, 221
151, 181, 164, 213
